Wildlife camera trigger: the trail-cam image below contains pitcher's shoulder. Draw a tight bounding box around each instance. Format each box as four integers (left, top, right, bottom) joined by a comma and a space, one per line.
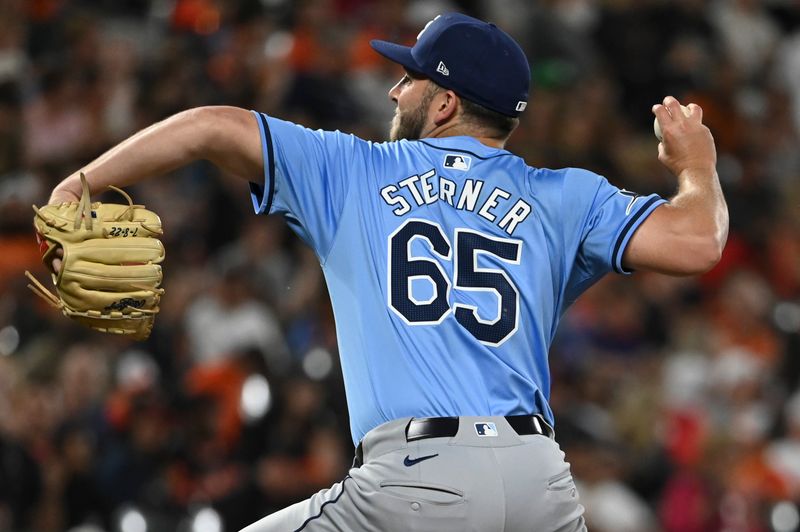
527, 166, 604, 182
523, 167, 611, 204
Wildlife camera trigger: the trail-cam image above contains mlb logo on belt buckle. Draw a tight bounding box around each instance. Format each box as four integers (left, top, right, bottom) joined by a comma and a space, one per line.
475, 422, 498, 437
444, 154, 471, 171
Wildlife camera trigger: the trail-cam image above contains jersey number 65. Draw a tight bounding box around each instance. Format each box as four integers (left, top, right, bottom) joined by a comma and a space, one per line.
388, 219, 521, 346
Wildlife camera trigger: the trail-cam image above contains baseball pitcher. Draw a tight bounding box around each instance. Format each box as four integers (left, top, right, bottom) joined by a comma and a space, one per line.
41, 13, 727, 532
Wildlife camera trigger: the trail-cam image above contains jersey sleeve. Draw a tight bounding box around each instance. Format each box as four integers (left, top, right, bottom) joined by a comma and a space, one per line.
561, 168, 667, 300
248, 111, 371, 261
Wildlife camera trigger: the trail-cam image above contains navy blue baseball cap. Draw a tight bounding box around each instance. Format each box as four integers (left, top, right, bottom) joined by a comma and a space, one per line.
370, 13, 531, 117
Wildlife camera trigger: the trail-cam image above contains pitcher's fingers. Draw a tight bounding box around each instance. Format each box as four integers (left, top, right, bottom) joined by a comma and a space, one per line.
653, 104, 673, 128
663, 96, 684, 118
686, 103, 703, 122
53, 257, 62, 274
657, 141, 667, 161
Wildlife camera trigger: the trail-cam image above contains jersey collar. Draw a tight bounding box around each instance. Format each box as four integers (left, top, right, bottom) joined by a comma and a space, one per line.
418, 136, 512, 160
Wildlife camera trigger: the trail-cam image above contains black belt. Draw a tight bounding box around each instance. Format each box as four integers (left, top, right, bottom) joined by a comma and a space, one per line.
406, 414, 553, 441
354, 415, 553, 467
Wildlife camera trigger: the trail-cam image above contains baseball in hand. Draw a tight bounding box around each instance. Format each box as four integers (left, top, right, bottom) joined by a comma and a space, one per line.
654, 104, 691, 141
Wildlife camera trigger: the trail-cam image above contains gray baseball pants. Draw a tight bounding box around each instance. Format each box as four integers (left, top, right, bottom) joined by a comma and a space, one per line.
240, 415, 586, 532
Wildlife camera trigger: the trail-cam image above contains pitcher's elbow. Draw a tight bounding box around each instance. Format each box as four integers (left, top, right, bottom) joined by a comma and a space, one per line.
687, 239, 724, 275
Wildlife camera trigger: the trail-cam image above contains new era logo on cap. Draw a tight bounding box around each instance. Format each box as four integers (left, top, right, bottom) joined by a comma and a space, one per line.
475, 422, 498, 437
437, 61, 449, 76
444, 154, 471, 170
516, 101, 527, 112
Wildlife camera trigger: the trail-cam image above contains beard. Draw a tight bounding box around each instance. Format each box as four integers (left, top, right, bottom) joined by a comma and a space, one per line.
389, 85, 439, 141
389, 103, 427, 141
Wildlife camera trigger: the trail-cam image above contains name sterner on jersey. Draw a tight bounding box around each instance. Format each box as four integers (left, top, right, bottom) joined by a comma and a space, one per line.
379, 167, 533, 236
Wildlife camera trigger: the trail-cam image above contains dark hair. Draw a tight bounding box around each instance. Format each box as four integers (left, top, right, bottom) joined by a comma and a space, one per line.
459, 97, 519, 139
420, 73, 519, 139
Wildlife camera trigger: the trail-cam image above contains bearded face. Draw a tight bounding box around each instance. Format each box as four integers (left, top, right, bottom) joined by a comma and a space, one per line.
389, 84, 440, 141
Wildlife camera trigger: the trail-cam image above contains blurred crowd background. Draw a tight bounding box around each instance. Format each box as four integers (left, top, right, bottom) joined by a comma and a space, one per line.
1, 0, 800, 531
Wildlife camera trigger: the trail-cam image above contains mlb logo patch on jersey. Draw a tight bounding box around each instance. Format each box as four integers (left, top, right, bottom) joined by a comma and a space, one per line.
475, 422, 498, 437
444, 154, 471, 171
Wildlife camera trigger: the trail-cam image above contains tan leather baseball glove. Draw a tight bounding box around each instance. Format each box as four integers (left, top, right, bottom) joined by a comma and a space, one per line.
25, 174, 165, 340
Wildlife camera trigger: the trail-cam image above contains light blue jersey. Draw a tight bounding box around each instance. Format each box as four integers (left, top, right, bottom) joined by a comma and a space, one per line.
249, 112, 666, 445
